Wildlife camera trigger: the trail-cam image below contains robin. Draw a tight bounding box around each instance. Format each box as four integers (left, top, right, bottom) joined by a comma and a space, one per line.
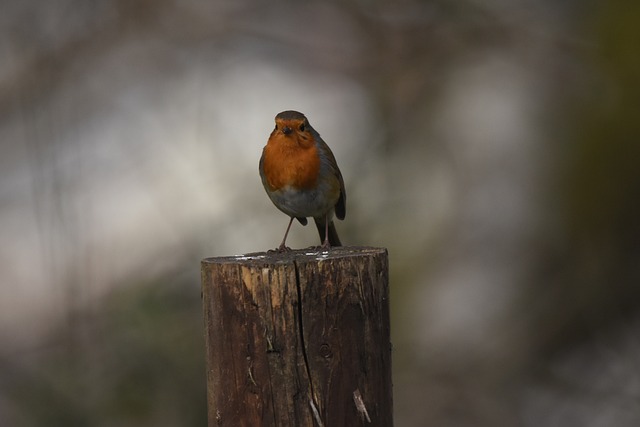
259, 110, 346, 251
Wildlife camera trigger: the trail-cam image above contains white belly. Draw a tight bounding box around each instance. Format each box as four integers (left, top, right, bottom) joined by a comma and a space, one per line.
268, 185, 336, 219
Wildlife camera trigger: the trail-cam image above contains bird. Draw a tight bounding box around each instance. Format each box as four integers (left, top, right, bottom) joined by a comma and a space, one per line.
259, 110, 346, 251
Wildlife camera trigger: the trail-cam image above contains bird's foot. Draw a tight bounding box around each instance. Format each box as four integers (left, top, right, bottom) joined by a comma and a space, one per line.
305, 243, 331, 251
268, 244, 292, 253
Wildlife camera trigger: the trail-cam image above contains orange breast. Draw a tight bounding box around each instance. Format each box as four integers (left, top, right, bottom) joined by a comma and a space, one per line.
262, 133, 320, 191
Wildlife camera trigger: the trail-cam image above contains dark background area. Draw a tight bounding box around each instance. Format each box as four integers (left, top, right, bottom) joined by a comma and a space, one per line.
1, 1, 639, 425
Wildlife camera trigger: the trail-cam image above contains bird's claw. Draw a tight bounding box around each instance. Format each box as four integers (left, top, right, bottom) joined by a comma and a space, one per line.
268, 245, 292, 253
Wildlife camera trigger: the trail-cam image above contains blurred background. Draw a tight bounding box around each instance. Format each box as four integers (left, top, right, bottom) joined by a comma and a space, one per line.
1, 0, 639, 425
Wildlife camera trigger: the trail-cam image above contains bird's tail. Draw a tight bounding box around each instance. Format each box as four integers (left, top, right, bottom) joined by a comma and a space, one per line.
314, 218, 342, 247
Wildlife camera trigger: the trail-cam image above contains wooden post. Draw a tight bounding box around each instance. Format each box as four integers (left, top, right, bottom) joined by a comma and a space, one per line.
201, 246, 392, 426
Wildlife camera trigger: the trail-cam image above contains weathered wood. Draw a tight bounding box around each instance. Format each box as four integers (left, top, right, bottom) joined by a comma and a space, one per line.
201, 246, 392, 426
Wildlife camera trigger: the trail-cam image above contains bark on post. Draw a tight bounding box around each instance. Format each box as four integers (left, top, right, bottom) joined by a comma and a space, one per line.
201, 246, 392, 426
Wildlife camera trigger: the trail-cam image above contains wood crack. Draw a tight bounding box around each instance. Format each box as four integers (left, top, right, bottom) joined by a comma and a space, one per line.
293, 259, 324, 427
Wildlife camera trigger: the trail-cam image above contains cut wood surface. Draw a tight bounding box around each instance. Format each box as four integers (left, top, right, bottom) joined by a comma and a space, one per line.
201, 246, 392, 426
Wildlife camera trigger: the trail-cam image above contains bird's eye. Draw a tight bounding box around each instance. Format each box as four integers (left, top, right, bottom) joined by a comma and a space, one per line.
299, 124, 306, 132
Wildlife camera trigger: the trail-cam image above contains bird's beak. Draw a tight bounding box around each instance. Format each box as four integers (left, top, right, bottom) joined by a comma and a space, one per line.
282, 126, 292, 135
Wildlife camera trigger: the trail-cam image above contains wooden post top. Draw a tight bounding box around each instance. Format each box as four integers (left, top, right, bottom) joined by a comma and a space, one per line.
202, 246, 387, 265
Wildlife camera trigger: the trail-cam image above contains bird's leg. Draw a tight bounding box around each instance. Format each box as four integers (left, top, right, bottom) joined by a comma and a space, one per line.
277, 217, 295, 252
321, 215, 331, 249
